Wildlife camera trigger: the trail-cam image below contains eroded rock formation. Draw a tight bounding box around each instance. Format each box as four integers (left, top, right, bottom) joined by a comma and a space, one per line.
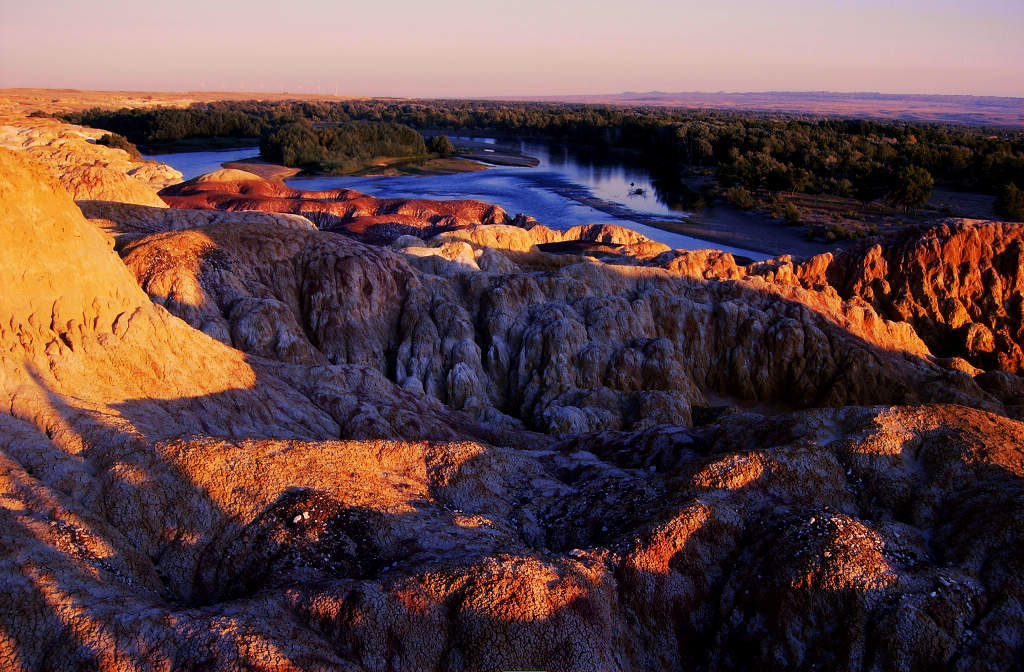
113, 209, 1008, 434
0, 115, 180, 206
1, 121, 1023, 672
794, 221, 1024, 374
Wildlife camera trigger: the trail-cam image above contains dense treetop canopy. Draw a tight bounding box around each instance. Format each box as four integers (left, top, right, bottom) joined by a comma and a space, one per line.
63, 99, 1024, 201
259, 120, 427, 171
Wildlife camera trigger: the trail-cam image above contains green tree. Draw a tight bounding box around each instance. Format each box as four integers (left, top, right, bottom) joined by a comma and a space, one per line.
765, 166, 794, 194
888, 165, 934, 210
96, 133, 142, 160
994, 183, 1024, 221
428, 135, 455, 156
725, 186, 754, 209
783, 203, 802, 225
853, 164, 888, 203
260, 121, 324, 166
260, 120, 426, 170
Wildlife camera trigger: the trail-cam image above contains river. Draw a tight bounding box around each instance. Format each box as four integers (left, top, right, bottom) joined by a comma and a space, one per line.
146, 141, 769, 260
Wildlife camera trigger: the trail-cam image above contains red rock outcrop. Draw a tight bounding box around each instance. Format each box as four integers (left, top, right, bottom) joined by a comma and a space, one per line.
1, 130, 1023, 672
160, 171, 509, 242
791, 220, 1024, 374
648, 227, 1024, 413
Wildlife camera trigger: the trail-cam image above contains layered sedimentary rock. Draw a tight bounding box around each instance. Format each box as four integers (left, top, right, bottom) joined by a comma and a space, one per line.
160, 170, 509, 242
1, 126, 1023, 672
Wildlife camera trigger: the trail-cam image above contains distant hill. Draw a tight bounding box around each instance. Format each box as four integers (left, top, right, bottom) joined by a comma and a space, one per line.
512, 91, 1023, 127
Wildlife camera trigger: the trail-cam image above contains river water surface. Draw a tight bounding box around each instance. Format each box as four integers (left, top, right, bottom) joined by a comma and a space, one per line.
147, 142, 768, 260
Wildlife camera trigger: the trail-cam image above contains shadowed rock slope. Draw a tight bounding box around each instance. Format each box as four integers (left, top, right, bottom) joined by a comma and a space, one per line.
1, 144, 1023, 672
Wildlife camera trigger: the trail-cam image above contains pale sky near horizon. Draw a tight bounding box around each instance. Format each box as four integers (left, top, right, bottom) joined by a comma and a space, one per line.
0, 0, 1021, 98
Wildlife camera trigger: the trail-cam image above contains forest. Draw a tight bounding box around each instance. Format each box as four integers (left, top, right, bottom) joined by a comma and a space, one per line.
259, 120, 427, 172
61, 99, 1024, 217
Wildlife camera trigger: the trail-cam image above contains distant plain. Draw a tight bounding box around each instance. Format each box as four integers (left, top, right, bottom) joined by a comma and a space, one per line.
3, 88, 1020, 127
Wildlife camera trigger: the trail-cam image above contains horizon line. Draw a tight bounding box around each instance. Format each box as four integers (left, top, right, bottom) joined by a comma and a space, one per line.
2, 86, 1022, 101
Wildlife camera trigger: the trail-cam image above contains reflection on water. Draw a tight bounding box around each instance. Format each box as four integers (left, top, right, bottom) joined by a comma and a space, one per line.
149, 141, 766, 260
518, 140, 695, 220
452, 136, 698, 220
144, 147, 259, 181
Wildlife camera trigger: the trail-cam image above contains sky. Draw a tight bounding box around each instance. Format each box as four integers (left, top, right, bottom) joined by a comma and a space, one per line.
0, 0, 1021, 98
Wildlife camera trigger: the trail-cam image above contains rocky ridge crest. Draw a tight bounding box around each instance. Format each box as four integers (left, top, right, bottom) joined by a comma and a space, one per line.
0, 115, 181, 206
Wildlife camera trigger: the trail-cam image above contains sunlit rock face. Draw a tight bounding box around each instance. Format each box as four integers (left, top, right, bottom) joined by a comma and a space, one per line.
1, 120, 1023, 672
0, 116, 181, 206
792, 220, 1024, 374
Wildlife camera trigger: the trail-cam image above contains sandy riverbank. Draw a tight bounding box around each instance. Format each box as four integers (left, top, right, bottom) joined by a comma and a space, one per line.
523, 174, 853, 258
222, 158, 301, 181
647, 207, 855, 258
354, 156, 489, 176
